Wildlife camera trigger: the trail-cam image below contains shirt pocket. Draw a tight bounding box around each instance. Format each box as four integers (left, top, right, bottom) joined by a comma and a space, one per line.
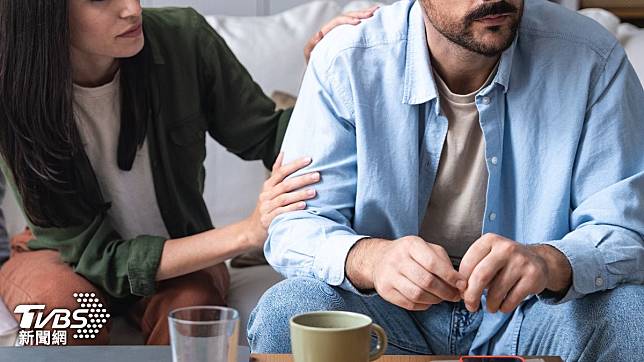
169, 113, 206, 147
166, 114, 207, 184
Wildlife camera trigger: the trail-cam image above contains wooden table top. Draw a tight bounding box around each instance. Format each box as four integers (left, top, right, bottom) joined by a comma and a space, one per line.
251, 355, 563, 362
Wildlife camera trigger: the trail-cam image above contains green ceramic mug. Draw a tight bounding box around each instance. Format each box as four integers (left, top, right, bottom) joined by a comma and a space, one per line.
290, 311, 388, 362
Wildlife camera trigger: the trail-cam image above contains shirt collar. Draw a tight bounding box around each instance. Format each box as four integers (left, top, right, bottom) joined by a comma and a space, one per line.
402, 1, 518, 105
493, 35, 517, 94
402, 1, 437, 105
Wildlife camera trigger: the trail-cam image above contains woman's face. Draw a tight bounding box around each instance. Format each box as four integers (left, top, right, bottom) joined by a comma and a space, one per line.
69, 0, 144, 60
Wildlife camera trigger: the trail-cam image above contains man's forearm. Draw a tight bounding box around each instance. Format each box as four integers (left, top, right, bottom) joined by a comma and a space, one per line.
345, 238, 390, 290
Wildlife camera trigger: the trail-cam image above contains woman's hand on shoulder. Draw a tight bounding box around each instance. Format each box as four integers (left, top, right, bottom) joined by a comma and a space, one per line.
304, 5, 379, 64
245, 153, 320, 248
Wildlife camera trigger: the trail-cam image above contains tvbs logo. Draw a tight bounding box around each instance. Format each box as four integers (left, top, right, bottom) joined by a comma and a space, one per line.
13, 293, 110, 346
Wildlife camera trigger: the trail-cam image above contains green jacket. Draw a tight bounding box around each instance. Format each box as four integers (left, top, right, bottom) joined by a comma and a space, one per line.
2, 8, 292, 298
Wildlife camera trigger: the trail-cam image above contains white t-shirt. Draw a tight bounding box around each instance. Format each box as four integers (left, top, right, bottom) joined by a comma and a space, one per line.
73, 72, 169, 240
420, 68, 496, 261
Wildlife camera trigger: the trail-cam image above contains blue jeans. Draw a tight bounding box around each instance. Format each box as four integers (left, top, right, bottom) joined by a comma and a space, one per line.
248, 277, 644, 361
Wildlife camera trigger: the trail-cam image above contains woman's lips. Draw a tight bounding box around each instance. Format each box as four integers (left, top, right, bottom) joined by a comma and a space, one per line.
118, 23, 143, 38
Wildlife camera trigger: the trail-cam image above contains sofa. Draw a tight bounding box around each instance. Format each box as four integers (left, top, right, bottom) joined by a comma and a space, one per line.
0, 1, 643, 348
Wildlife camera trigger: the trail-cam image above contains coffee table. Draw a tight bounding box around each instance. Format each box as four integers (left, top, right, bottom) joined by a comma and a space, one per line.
0, 347, 562, 362
0, 346, 249, 362
250, 356, 563, 362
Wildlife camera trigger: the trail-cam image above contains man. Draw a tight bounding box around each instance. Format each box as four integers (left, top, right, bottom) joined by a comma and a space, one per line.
249, 0, 644, 360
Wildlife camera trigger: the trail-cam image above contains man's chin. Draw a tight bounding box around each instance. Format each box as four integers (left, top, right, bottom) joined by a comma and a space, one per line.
470, 29, 516, 56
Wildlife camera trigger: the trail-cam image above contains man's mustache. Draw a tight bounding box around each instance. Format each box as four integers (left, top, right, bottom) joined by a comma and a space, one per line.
465, 1, 518, 23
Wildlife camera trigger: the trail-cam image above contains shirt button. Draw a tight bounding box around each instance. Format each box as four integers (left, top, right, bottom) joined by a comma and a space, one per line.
489, 212, 497, 221
481, 96, 491, 105
490, 156, 498, 165
595, 277, 603, 287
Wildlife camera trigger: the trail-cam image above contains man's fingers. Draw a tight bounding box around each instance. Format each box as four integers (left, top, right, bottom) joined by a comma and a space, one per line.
411, 242, 466, 291
485, 266, 521, 313
400, 262, 461, 302
463, 251, 506, 312
387, 287, 433, 311
393, 274, 443, 305
499, 277, 534, 314
459, 236, 493, 279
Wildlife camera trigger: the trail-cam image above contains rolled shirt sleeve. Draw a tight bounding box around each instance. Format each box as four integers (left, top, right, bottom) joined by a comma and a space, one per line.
539, 44, 644, 304
28, 213, 167, 299
264, 49, 371, 294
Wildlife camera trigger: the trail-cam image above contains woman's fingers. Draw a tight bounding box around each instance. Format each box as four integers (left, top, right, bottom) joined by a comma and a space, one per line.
266, 156, 312, 188
271, 189, 317, 210
262, 202, 308, 227
304, 31, 324, 63
271, 152, 284, 172
343, 6, 379, 20
267, 172, 320, 200
305, 6, 379, 63
321, 16, 361, 35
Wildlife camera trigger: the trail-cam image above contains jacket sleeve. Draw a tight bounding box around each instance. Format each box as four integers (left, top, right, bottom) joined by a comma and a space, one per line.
0, 160, 167, 299
28, 216, 167, 299
196, 15, 292, 170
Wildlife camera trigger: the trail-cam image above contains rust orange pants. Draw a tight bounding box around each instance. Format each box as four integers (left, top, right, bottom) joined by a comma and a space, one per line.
0, 229, 229, 345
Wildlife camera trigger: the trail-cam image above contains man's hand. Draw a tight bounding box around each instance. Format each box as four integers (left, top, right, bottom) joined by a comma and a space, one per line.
346, 236, 467, 311
459, 233, 572, 314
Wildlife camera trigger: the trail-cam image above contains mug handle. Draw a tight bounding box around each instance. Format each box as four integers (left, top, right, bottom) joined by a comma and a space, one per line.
369, 323, 388, 361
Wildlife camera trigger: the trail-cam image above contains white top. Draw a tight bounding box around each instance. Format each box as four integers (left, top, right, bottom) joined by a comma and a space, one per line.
73, 72, 169, 240
420, 69, 496, 261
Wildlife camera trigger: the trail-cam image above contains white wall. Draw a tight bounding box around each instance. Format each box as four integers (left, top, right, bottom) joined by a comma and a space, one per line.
141, 0, 259, 16
140, 0, 395, 16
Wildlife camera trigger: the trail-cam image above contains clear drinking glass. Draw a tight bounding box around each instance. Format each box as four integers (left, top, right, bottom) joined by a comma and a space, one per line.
169, 306, 239, 362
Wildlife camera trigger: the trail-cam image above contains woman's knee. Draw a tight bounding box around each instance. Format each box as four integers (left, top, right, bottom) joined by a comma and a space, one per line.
153, 268, 228, 310
1, 250, 106, 310
0, 250, 111, 345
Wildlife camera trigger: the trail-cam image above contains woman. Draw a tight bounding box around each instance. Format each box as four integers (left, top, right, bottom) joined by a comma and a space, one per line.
0, 0, 375, 345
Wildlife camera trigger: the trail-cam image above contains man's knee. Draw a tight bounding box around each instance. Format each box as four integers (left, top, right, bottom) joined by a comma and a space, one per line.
524, 285, 644, 360
579, 285, 644, 350
248, 277, 346, 353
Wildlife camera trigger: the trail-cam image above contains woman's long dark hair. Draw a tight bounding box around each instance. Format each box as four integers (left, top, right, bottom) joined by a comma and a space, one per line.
0, 0, 149, 228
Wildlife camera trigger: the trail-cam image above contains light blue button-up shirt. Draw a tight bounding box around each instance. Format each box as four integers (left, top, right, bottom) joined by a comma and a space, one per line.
266, 0, 644, 354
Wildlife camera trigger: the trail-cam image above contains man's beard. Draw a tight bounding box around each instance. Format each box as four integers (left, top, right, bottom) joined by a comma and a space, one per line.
425, 1, 522, 57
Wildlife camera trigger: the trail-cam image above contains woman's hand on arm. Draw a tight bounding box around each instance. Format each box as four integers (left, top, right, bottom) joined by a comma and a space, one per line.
156, 153, 319, 281
304, 6, 379, 63
246, 152, 320, 248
